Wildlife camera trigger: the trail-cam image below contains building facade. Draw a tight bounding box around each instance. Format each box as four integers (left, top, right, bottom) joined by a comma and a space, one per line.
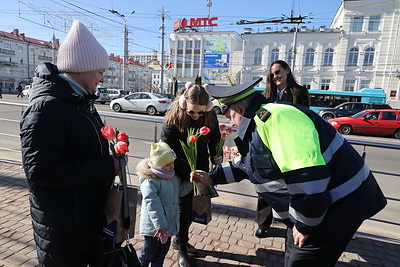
0, 29, 58, 90
168, 0, 400, 105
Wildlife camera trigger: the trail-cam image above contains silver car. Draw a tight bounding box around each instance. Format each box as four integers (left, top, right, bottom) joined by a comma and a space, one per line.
95, 87, 111, 104
110, 92, 172, 115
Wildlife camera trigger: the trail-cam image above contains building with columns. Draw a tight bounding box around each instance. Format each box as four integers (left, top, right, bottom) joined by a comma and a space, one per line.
168, 0, 400, 106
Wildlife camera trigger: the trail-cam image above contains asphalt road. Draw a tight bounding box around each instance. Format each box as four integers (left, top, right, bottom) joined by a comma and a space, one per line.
1, 93, 399, 238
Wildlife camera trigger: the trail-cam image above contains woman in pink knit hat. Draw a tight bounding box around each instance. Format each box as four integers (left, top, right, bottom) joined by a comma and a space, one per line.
20, 20, 121, 266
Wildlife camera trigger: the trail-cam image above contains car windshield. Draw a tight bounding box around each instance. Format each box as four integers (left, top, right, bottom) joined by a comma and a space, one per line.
152, 93, 167, 99
351, 110, 368, 118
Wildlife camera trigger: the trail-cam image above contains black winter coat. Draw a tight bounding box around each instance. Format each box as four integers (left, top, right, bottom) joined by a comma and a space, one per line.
160, 115, 220, 185
20, 63, 115, 261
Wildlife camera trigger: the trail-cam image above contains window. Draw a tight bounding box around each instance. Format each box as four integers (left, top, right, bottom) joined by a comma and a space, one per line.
303, 77, 312, 89
270, 48, 279, 64
185, 55, 192, 64
177, 55, 183, 63
18, 57, 23, 64
382, 112, 397, 121
323, 48, 334, 66
321, 78, 331, 90
186, 41, 193, 49
365, 111, 379, 120
254, 48, 262, 65
287, 49, 293, 66
344, 79, 356, 91
195, 40, 201, 49
5, 67, 12, 74
193, 69, 199, 77
363, 47, 374, 66
347, 48, 359, 66
184, 69, 191, 77
18, 46, 23, 53
176, 68, 182, 77
177, 41, 184, 49
194, 55, 200, 63
5, 44, 11, 50
351, 16, 364, 32
305, 48, 315, 66
359, 79, 371, 90
368, 15, 380, 31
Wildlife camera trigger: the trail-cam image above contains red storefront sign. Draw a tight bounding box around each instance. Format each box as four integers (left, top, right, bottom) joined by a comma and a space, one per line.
173, 17, 218, 31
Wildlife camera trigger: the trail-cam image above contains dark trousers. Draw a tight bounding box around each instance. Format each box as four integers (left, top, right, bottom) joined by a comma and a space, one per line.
139, 236, 171, 267
175, 190, 194, 246
284, 222, 361, 267
255, 195, 273, 230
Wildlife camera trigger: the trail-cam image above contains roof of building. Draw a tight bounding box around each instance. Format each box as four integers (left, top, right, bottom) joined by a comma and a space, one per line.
0, 29, 59, 49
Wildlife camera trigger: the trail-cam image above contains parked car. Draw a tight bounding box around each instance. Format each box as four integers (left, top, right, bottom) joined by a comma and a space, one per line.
158, 93, 175, 100
95, 87, 111, 104
110, 92, 172, 115
317, 102, 392, 121
211, 97, 224, 114
328, 109, 400, 139
107, 89, 127, 100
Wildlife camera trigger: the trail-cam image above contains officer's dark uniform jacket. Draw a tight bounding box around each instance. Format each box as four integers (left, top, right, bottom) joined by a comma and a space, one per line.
210, 93, 387, 238
20, 63, 115, 262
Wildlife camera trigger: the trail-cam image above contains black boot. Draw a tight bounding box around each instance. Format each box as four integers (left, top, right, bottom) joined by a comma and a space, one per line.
177, 245, 190, 267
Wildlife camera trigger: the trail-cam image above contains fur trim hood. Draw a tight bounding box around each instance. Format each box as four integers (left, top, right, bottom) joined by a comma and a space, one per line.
136, 158, 157, 179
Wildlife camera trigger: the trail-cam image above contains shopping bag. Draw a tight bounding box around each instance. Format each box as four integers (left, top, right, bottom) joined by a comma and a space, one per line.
102, 157, 138, 244
192, 195, 212, 225
102, 184, 138, 243
96, 243, 141, 267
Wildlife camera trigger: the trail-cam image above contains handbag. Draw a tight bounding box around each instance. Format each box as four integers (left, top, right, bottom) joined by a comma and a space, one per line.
101, 157, 138, 244
192, 195, 212, 225
95, 243, 140, 267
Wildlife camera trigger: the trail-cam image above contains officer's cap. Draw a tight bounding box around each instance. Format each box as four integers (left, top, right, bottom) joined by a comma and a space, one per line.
205, 78, 263, 108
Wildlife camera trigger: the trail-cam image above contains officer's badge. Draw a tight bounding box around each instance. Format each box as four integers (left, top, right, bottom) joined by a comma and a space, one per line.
257, 108, 271, 122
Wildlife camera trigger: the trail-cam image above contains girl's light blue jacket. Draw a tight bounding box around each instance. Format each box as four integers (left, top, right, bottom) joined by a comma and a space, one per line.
137, 159, 192, 237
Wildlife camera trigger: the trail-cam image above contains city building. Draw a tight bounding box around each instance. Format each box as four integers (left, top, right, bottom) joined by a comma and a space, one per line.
168, 0, 400, 106
0, 29, 58, 90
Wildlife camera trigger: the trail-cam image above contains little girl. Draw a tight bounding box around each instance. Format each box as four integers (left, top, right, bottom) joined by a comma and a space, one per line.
137, 141, 192, 267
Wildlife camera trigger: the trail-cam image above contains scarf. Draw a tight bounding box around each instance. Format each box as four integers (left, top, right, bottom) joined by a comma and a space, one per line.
148, 162, 175, 180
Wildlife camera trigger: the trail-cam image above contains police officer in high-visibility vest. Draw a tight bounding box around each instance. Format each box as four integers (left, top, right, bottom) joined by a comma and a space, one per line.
191, 78, 387, 266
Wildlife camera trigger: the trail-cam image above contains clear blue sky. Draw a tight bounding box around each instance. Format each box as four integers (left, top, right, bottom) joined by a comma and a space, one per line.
1, 0, 342, 56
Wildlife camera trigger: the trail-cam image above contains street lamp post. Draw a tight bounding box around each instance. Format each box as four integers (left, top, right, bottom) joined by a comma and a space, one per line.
110, 10, 135, 92
47, 20, 56, 64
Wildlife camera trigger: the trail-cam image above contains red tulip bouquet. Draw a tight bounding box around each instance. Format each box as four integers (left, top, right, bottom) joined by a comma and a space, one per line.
179, 126, 213, 196
216, 124, 233, 157
101, 125, 130, 159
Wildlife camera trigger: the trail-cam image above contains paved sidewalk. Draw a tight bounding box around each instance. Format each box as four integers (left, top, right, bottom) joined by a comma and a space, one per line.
0, 161, 399, 267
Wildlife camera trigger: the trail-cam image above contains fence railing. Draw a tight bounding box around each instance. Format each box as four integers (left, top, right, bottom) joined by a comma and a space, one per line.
1, 100, 399, 229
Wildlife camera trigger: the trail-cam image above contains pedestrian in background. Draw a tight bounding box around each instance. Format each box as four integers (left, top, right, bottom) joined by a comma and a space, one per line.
254, 60, 310, 239
20, 20, 121, 266
137, 141, 192, 267
263, 60, 309, 107
16, 84, 23, 98
160, 83, 221, 267
192, 79, 386, 266
0, 85, 2, 98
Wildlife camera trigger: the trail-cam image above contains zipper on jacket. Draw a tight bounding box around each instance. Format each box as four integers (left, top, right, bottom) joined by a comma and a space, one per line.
82, 112, 105, 156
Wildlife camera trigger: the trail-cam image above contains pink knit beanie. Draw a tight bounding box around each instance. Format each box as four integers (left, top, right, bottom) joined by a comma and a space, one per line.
57, 20, 109, 73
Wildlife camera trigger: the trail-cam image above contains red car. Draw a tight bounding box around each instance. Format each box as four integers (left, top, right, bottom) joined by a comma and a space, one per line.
328, 109, 400, 139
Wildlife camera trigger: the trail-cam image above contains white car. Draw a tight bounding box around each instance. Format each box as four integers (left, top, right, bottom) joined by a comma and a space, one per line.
110, 92, 172, 116
107, 89, 127, 100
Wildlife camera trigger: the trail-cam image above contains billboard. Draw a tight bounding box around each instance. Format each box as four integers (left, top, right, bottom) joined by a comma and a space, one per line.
204, 38, 231, 53
203, 54, 230, 68
202, 69, 230, 85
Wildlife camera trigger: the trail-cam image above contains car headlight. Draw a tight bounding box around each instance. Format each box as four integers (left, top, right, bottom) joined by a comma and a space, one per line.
330, 121, 338, 126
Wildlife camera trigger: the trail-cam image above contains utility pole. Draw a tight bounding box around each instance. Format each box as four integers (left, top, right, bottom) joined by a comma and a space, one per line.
47, 20, 56, 64
206, 0, 212, 31
110, 9, 135, 92
159, 7, 168, 93
236, 13, 311, 75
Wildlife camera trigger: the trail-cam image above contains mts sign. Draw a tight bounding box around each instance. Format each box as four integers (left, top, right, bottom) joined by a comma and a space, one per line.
174, 17, 218, 30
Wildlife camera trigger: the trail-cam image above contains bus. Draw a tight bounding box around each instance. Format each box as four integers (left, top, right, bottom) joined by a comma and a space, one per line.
255, 87, 387, 112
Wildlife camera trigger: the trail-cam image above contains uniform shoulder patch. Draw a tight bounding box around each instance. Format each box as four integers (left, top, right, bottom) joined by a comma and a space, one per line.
256, 108, 271, 122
